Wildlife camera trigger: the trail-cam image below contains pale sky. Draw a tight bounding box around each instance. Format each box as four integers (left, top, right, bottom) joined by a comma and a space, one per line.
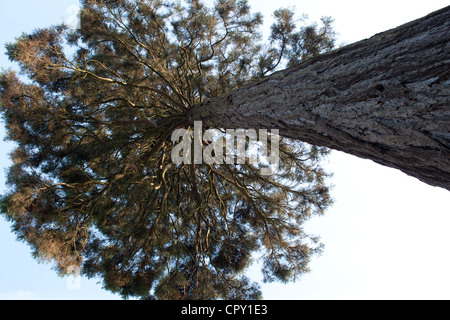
0, 0, 449, 300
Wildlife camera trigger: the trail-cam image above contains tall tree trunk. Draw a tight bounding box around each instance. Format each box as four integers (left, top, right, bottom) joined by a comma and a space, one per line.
190, 6, 450, 191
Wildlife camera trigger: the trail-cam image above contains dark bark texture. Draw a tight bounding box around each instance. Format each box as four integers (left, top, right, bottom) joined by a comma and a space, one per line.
191, 6, 450, 191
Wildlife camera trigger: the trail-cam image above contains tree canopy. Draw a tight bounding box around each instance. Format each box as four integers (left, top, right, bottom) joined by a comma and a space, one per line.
0, 0, 335, 299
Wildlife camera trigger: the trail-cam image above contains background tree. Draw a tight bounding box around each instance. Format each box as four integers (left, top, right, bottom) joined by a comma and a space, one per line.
0, 0, 335, 299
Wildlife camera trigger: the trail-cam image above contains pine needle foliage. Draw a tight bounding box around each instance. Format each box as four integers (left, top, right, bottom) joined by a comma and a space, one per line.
0, 0, 335, 300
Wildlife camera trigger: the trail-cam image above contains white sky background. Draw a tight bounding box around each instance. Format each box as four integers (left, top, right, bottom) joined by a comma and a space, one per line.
0, 0, 449, 300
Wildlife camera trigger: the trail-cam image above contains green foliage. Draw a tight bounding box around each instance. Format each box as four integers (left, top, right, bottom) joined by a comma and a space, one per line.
0, 0, 335, 299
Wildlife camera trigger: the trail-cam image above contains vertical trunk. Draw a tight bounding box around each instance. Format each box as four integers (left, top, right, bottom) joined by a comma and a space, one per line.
190, 6, 450, 191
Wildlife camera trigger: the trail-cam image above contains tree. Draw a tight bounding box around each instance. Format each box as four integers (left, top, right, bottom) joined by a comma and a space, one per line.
191, 5, 450, 191
0, 0, 335, 299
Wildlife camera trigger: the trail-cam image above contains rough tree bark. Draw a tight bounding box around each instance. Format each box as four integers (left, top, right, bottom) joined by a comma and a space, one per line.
190, 6, 450, 191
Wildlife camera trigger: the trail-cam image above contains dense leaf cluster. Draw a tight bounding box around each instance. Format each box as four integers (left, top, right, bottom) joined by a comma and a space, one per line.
0, 0, 334, 299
